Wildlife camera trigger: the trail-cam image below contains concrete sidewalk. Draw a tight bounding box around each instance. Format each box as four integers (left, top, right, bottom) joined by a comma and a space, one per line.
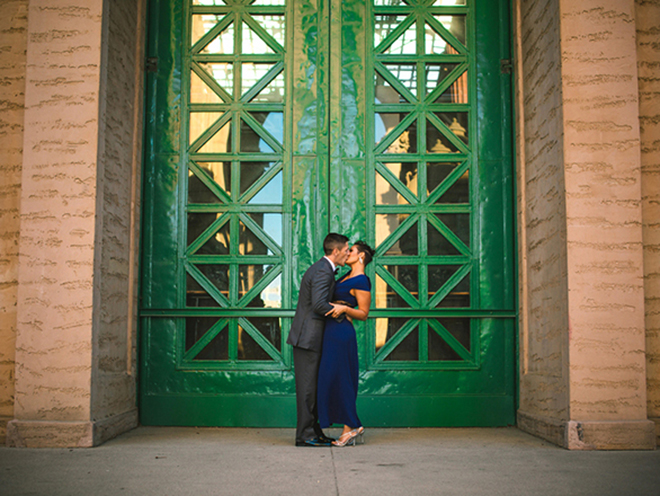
1, 427, 658, 496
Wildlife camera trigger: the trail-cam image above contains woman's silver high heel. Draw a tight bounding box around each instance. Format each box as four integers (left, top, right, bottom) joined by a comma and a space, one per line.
333, 427, 365, 447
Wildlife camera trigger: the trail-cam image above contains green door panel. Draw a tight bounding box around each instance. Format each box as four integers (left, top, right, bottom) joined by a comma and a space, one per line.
140, 0, 516, 427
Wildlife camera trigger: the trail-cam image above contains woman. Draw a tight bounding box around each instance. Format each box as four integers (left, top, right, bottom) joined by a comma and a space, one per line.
317, 241, 374, 447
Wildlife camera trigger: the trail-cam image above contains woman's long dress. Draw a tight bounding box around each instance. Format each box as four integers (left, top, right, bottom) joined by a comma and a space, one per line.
317, 274, 371, 429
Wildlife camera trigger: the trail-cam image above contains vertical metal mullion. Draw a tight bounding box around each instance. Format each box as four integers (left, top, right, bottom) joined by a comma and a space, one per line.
419, 319, 428, 363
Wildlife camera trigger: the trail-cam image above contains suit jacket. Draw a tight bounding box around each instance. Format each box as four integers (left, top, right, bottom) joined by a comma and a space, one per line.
287, 257, 336, 352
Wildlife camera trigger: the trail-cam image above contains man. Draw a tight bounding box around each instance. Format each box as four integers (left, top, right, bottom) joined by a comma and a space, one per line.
288, 233, 350, 447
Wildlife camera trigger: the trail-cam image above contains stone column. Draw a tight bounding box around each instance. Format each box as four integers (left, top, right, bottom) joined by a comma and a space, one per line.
6, 0, 144, 448
517, 0, 656, 449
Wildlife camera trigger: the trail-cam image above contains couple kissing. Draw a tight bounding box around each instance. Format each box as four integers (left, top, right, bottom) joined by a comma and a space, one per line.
287, 233, 374, 447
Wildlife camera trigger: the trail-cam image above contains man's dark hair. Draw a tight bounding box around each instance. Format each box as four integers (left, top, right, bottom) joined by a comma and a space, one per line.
354, 241, 375, 266
323, 233, 349, 255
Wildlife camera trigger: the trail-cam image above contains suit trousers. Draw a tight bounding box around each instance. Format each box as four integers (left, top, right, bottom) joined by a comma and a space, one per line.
293, 346, 324, 442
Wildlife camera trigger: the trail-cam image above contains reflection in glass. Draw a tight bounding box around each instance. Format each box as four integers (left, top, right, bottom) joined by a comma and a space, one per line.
239, 264, 275, 300
196, 264, 230, 297
375, 273, 411, 308
241, 63, 275, 96
248, 171, 282, 204
240, 162, 276, 195
251, 72, 285, 103
185, 317, 219, 352
386, 221, 417, 255
374, 15, 407, 47
428, 327, 462, 361
438, 318, 471, 351
374, 72, 408, 104
428, 265, 461, 296
384, 326, 419, 361
187, 213, 224, 249
251, 15, 285, 47
191, 17, 233, 53
435, 112, 468, 144
199, 62, 233, 95
384, 162, 417, 196
374, 0, 409, 6
376, 171, 409, 205
432, 0, 466, 5
197, 220, 231, 254
247, 212, 282, 247
250, 111, 283, 144
198, 121, 233, 154
252, 0, 285, 5
382, 64, 416, 95
195, 325, 229, 360
242, 23, 275, 54
425, 63, 459, 96
190, 112, 224, 145
187, 273, 220, 307
238, 327, 271, 360
239, 222, 271, 255
374, 317, 408, 352
427, 162, 461, 196
434, 170, 469, 204
435, 68, 468, 104
375, 213, 409, 248
191, 71, 223, 103
246, 317, 281, 350
436, 271, 470, 308
193, 0, 228, 5
189, 162, 231, 202
259, 274, 282, 309
435, 213, 470, 246
426, 121, 459, 154
383, 24, 416, 55
386, 265, 418, 296
376, 116, 417, 154
428, 222, 460, 256
431, 16, 466, 46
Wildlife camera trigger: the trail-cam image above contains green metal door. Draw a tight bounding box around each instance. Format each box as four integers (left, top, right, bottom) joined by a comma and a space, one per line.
140, 0, 515, 426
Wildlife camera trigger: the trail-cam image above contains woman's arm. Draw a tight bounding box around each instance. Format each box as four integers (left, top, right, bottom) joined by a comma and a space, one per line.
325, 290, 371, 321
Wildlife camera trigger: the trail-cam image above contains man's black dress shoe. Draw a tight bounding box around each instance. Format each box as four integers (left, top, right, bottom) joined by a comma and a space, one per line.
318, 434, 335, 444
295, 437, 332, 447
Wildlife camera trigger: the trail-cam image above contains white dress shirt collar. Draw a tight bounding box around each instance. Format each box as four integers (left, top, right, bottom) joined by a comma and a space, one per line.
323, 256, 336, 273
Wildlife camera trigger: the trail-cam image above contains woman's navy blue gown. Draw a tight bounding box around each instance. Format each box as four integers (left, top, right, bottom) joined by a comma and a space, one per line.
317, 274, 371, 429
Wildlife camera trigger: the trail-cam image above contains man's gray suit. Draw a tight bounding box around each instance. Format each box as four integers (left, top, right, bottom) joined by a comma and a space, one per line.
287, 257, 335, 442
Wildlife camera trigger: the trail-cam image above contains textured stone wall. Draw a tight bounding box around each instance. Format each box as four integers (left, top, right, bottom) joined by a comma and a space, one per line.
516, 0, 570, 426
91, 0, 144, 423
560, 0, 648, 422
0, 0, 28, 442
13, 0, 104, 423
636, 0, 660, 440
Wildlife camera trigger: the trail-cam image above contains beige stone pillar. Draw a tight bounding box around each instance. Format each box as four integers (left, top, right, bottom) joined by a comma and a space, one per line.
517, 0, 655, 449
6, 0, 144, 448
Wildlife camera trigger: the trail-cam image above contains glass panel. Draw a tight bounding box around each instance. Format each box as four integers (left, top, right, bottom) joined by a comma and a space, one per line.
193, 0, 228, 5
435, 213, 469, 246
198, 120, 233, 154
189, 162, 231, 201
199, 63, 233, 95
383, 64, 416, 95
435, 68, 468, 104
247, 212, 282, 246
384, 162, 417, 196
376, 171, 409, 205
375, 71, 409, 104
185, 317, 218, 352
434, 170, 469, 204
427, 222, 460, 256
188, 213, 223, 246
240, 119, 274, 154
191, 71, 224, 103
192, 18, 234, 54
190, 112, 224, 144
241, 63, 274, 96
252, 0, 285, 5
437, 318, 470, 351
386, 221, 417, 255
374, 317, 408, 352
195, 325, 229, 360
251, 72, 285, 103
238, 264, 275, 298
428, 265, 461, 295
375, 112, 407, 147
435, 112, 468, 144
249, 111, 283, 144
375, 273, 411, 308
251, 15, 285, 48
383, 24, 416, 55
432, 15, 466, 46
248, 171, 282, 204
432, 0, 466, 5
239, 221, 270, 255
374, 0, 409, 6
375, 213, 409, 247
374, 15, 408, 48
384, 325, 419, 361
242, 22, 275, 54
383, 120, 417, 154
237, 326, 271, 360
186, 274, 221, 307
246, 317, 281, 350
424, 63, 459, 96
240, 161, 276, 195
436, 271, 470, 308
426, 121, 459, 154
197, 264, 230, 297
428, 328, 462, 361
427, 162, 461, 196
259, 274, 282, 308
385, 265, 418, 296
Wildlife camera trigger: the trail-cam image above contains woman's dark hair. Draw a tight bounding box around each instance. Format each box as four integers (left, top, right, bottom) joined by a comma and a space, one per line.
354, 241, 375, 266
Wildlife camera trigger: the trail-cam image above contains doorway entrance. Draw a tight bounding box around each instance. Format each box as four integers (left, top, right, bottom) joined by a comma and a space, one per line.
139, 0, 515, 426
